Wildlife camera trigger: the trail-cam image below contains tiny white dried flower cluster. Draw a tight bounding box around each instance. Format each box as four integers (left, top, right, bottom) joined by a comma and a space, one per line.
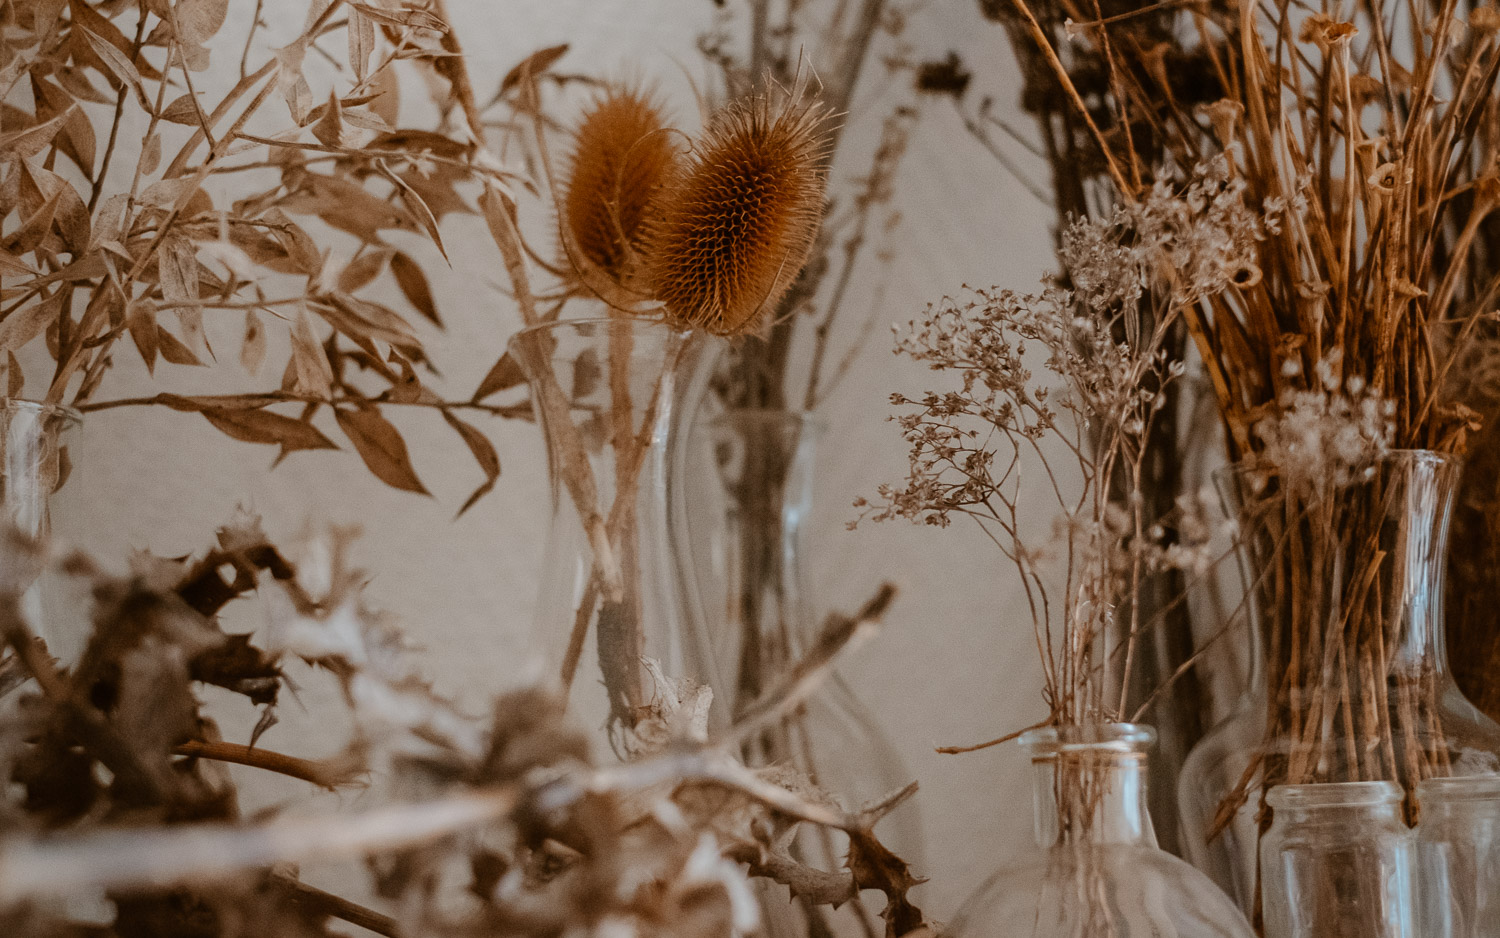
865, 159, 1264, 720
1254, 356, 1396, 492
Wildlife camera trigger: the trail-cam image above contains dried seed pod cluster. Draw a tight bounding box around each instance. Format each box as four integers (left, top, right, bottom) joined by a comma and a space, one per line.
561, 89, 831, 336
561, 87, 676, 283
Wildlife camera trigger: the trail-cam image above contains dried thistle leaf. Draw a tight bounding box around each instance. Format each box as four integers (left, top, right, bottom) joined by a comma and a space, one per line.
645, 93, 830, 336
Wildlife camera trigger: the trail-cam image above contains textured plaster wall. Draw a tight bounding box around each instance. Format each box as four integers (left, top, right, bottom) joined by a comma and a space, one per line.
39, 0, 1064, 921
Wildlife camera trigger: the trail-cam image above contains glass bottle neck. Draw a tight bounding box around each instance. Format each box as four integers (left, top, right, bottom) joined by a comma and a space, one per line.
1031, 751, 1157, 849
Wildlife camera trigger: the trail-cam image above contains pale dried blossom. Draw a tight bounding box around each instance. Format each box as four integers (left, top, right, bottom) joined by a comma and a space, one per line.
867, 160, 1262, 725
1253, 357, 1396, 493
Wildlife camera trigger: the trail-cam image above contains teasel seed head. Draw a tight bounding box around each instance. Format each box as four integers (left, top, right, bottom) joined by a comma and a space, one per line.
644, 92, 831, 336
561, 86, 677, 285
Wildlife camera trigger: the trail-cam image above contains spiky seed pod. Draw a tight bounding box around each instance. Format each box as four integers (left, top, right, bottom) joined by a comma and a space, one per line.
561, 87, 677, 281
644, 94, 830, 336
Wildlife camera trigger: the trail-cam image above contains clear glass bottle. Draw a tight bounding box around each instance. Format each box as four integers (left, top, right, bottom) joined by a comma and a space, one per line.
1260, 781, 1415, 938
1179, 451, 1500, 923
0, 400, 80, 659
700, 409, 922, 937
509, 318, 724, 755
1415, 775, 1500, 937
946, 723, 1254, 938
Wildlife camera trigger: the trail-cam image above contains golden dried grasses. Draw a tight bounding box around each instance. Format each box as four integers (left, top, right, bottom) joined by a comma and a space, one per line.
644, 93, 830, 336
561, 87, 677, 283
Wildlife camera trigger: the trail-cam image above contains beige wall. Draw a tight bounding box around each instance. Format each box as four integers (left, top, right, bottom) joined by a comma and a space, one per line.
40, 0, 1063, 921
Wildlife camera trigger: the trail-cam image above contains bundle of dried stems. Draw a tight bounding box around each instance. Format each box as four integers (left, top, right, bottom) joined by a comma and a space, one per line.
966, 0, 1500, 880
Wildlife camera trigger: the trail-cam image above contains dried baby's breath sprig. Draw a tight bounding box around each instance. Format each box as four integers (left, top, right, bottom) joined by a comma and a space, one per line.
560, 86, 678, 286
868, 162, 1258, 731
645, 91, 832, 337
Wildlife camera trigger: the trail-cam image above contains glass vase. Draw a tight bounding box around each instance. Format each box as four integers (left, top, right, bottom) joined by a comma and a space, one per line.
509, 318, 723, 755
1260, 781, 1415, 938
0, 400, 79, 659
1415, 775, 1500, 937
945, 724, 1254, 938
1178, 450, 1500, 923
699, 409, 922, 937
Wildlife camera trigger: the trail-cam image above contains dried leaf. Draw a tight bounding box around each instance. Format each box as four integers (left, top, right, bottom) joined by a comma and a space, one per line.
127, 298, 159, 373
0, 106, 75, 160
441, 408, 501, 516
22, 163, 90, 253
337, 248, 391, 293
31, 75, 97, 174
3, 184, 64, 256
496, 44, 569, 101
319, 293, 420, 350
160, 94, 202, 125
280, 172, 414, 239
473, 352, 525, 401
0, 292, 63, 355
335, 407, 429, 494
174, 0, 229, 46
157, 236, 200, 305
368, 65, 399, 127
202, 407, 338, 452
377, 161, 448, 262
156, 326, 204, 366
390, 252, 440, 325
274, 42, 313, 124
241, 310, 266, 375
79, 25, 147, 108
7, 352, 24, 398
348, 7, 376, 82
54, 65, 113, 104
290, 307, 335, 396
90, 193, 130, 251
141, 132, 162, 175
347, 2, 448, 32
311, 90, 345, 148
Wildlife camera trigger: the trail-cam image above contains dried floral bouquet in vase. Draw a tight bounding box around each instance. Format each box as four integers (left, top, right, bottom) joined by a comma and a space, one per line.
1, 0, 936, 934
687, 9, 941, 933
980, 0, 1500, 928
868, 166, 1259, 935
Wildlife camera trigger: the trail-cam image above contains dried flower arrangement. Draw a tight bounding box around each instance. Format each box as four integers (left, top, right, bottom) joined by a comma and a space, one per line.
876, 0, 1500, 926
0, 517, 926, 937
865, 159, 1253, 738
1002, 0, 1500, 802
1, 0, 934, 935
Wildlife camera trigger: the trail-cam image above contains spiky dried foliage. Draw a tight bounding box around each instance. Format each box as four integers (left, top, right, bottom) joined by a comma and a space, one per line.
561, 87, 677, 286
646, 93, 830, 336
0, 518, 926, 938
696, 1, 926, 412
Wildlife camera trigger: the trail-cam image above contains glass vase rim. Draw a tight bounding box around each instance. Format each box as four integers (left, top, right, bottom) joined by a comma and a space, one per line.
505, 316, 694, 352
1213, 448, 1458, 485
1266, 780, 1403, 810
1415, 775, 1500, 803
706, 407, 828, 433
1018, 722, 1157, 757
0, 398, 83, 428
